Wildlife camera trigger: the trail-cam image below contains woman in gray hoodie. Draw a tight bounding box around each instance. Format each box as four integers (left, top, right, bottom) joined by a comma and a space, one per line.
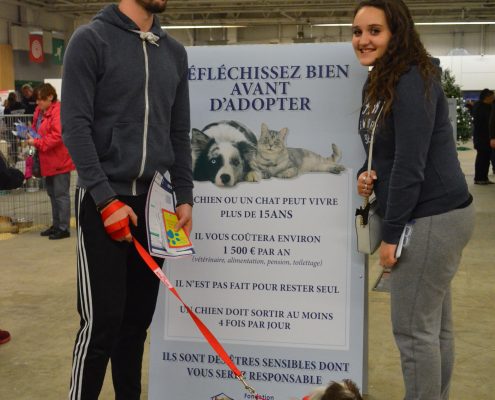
352, 1, 474, 399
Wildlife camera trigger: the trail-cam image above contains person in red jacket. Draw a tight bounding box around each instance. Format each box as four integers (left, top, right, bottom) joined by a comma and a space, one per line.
27, 83, 75, 239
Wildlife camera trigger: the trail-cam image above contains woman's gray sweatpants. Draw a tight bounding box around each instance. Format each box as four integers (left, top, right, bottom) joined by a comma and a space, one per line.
390, 203, 475, 400
45, 172, 71, 231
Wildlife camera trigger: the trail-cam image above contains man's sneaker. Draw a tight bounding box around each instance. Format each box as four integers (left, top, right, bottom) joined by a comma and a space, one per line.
49, 229, 70, 240
474, 180, 495, 185
0, 329, 11, 345
40, 226, 57, 236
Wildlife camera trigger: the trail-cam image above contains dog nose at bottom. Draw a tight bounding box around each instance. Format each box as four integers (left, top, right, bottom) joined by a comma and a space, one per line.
220, 174, 231, 184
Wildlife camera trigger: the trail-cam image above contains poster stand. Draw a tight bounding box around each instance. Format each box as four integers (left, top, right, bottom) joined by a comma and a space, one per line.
149, 43, 369, 400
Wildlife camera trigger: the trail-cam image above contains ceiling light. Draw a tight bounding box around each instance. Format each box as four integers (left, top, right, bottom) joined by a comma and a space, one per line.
312, 23, 351, 27
162, 25, 246, 30
415, 21, 495, 25
313, 21, 495, 27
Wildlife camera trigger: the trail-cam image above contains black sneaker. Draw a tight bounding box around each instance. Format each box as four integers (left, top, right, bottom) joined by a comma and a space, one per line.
40, 226, 57, 236
474, 180, 495, 185
49, 229, 70, 240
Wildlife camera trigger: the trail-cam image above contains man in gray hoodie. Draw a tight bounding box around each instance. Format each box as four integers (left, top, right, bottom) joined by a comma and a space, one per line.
61, 1, 193, 398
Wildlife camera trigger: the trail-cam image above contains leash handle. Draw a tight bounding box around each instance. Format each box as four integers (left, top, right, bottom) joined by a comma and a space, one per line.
100, 200, 131, 240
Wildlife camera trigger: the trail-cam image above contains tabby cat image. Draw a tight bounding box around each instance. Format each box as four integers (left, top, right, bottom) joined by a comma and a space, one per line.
256, 123, 345, 179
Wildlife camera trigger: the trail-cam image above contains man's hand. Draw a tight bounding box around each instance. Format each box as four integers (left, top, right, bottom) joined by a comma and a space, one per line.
174, 203, 193, 237
491, 138, 495, 149
101, 200, 138, 242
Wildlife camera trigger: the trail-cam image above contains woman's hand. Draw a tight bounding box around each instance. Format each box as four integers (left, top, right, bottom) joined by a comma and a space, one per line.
379, 241, 398, 268
357, 170, 377, 197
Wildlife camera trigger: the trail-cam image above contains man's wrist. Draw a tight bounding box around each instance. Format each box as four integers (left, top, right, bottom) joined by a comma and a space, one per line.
97, 197, 117, 212
176, 201, 193, 208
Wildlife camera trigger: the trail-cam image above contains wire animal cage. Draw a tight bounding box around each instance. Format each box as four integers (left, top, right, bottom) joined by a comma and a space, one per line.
0, 114, 77, 240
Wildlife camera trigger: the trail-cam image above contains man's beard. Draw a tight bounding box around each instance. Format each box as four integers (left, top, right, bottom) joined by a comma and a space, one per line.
136, 0, 167, 14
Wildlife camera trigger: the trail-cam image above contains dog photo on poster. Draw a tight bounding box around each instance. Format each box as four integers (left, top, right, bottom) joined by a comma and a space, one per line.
149, 43, 369, 400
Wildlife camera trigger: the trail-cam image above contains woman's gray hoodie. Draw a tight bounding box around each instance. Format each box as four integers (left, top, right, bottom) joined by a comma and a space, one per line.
61, 4, 193, 207
358, 60, 471, 244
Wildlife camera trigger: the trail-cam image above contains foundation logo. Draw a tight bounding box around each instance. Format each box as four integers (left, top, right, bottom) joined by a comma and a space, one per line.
211, 394, 234, 400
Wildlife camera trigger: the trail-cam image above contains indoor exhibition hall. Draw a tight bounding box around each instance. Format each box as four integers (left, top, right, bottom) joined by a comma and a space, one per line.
0, 1, 494, 399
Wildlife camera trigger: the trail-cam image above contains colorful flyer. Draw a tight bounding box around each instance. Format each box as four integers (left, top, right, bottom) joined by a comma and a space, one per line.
162, 209, 193, 249
146, 171, 194, 258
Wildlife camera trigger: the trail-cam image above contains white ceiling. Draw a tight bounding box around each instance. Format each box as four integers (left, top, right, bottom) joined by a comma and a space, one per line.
2, 0, 495, 26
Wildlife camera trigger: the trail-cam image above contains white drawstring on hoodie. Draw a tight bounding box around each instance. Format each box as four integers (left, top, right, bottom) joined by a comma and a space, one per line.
130, 30, 160, 46
129, 29, 160, 194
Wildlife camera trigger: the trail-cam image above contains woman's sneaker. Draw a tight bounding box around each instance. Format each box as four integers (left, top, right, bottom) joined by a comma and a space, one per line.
40, 226, 57, 236
49, 229, 70, 240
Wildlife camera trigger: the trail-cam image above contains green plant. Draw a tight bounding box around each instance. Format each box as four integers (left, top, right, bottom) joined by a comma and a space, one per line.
441, 69, 473, 142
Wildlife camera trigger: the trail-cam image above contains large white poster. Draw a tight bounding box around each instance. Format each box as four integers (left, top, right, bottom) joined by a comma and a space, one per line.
149, 43, 368, 400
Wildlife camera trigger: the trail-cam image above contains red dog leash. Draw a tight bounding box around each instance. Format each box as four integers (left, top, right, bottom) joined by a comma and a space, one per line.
101, 200, 264, 399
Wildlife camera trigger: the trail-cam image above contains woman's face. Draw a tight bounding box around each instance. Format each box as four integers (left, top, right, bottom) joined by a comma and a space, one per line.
36, 95, 53, 112
352, 6, 392, 66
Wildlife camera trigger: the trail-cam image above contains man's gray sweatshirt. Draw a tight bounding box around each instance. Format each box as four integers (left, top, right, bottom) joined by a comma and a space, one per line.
62, 4, 193, 207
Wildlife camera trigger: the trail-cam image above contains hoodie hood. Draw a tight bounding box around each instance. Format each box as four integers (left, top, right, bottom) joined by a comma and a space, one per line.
93, 4, 166, 38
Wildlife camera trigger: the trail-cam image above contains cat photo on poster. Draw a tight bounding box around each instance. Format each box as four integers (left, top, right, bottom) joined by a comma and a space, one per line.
191, 120, 345, 187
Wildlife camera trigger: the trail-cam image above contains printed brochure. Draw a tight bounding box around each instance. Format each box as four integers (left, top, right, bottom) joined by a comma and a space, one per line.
12, 121, 41, 139
145, 171, 194, 258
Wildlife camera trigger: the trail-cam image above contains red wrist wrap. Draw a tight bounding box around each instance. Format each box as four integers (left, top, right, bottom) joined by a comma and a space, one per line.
100, 200, 131, 240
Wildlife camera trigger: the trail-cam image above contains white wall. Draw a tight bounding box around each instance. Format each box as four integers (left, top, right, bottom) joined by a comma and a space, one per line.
438, 55, 495, 91
419, 25, 495, 55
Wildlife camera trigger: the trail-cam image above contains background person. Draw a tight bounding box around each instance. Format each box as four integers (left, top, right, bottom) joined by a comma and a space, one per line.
3, 92, 25, 115
352, 1, 475, 399
488, 99, 495, 173
61, 0, 193, 398
3, 92, 26, 164
27, 83, 75, 240
472, 88, 494, 184
20, 83, 37, 115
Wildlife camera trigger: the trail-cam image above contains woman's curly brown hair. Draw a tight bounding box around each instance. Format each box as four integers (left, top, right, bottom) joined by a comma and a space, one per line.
354, 0, 439, 117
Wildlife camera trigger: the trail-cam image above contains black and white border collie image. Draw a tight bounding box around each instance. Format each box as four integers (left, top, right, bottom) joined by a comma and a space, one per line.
191, 120, 261, 187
